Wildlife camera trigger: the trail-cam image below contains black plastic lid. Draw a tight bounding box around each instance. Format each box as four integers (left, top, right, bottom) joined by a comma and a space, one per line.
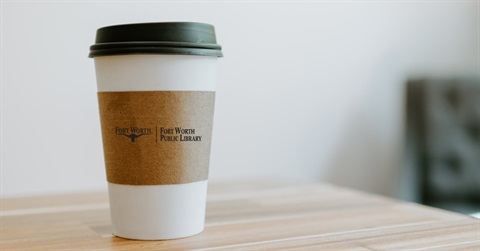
89, 22, 223, 58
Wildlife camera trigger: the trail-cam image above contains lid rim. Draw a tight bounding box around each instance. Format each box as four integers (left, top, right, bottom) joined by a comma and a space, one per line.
91, 41, 222, 50
89, 47, 223, 58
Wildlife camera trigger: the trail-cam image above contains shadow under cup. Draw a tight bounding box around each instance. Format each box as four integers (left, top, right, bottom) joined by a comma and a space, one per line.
89, 22, 222, 240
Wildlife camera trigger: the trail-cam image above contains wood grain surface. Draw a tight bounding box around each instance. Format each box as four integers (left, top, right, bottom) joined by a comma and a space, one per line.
1, 182, 479, 250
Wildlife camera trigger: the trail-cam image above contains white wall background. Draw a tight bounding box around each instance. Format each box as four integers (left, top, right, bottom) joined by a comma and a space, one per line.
1, 1, 478, 197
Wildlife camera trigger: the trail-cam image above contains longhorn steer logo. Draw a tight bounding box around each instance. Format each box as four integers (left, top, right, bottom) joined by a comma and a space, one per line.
115, 127, 151, 142
123, 133, 144, 142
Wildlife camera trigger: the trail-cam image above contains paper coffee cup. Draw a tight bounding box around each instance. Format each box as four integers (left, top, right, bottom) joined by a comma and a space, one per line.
89, 22, 222, 240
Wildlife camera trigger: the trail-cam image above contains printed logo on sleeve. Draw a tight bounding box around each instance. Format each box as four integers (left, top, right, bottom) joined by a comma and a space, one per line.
115, 126, 202, 143
116, 127, 152, 142
159, 127, 202, 142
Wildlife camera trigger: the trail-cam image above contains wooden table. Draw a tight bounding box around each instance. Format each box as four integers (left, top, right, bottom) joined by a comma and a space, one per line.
1, 182, 479, 250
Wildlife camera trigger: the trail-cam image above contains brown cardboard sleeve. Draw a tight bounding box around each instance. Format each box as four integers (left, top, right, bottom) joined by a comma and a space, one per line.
97, 91, 215, 185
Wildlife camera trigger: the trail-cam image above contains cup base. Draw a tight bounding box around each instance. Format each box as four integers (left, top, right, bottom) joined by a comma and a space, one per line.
108, 180, 208, 240
112, 227, 205, 241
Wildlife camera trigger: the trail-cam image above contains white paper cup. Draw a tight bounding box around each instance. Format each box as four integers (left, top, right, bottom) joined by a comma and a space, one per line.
90, 22, 222, 240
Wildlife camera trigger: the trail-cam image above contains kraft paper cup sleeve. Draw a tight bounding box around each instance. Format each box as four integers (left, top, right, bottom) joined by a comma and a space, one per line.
98, 91, 215, 185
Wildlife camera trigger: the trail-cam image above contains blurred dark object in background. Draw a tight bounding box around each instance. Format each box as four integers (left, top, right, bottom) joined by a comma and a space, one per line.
405, 78, 480, 215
